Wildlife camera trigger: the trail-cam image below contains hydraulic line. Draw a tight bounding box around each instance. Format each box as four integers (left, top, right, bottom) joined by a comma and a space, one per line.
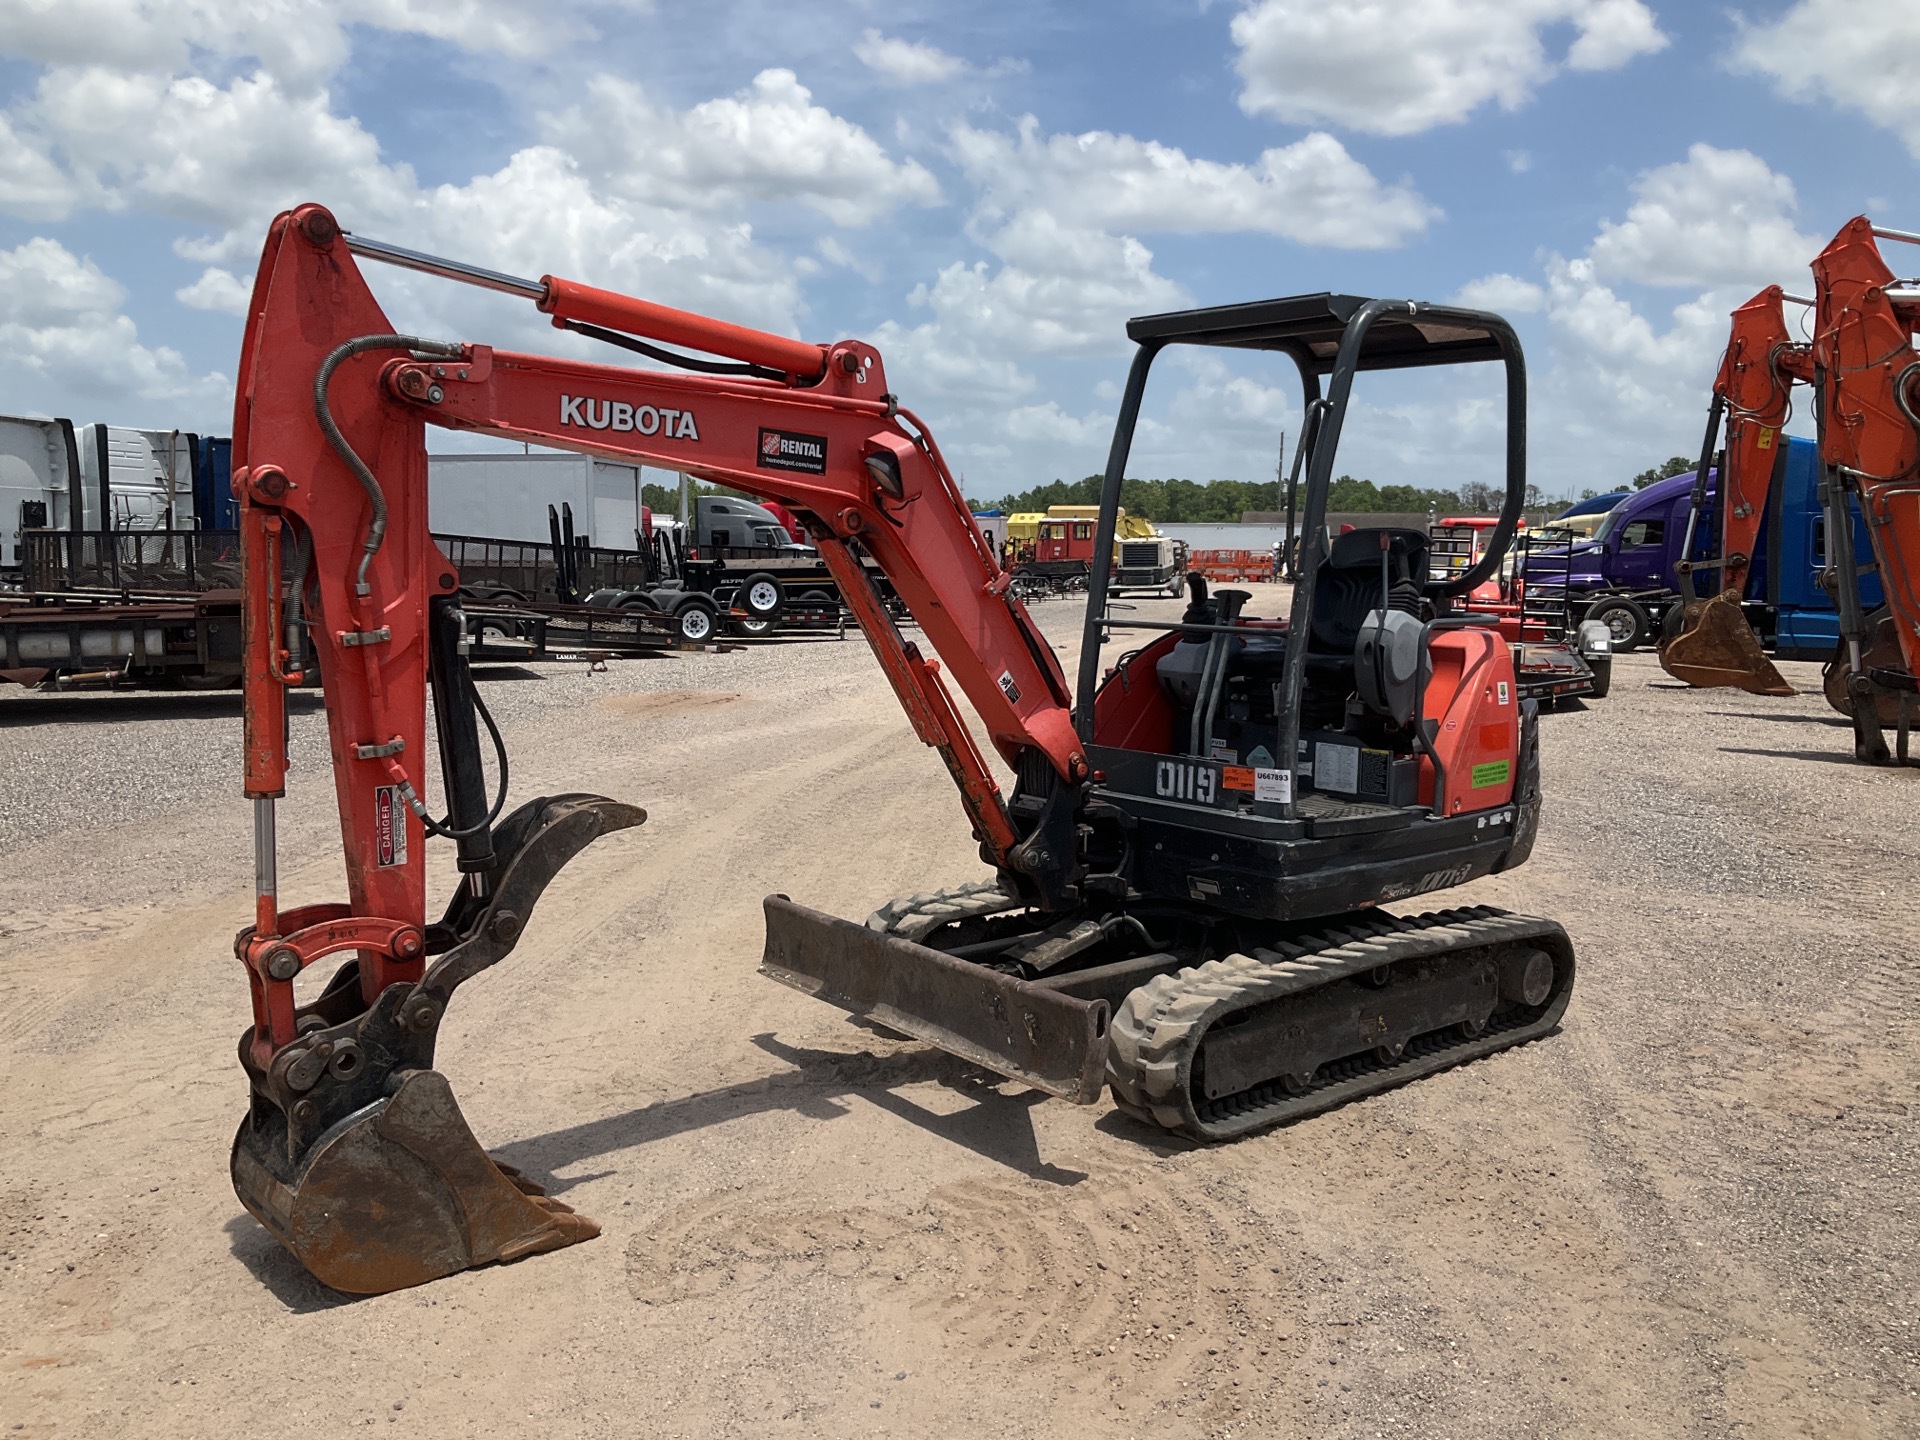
312, 333, 464, 596
413, 684, 510, 841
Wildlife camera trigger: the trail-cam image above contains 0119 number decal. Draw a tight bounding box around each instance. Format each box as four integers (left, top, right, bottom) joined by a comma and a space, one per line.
1154, 759, 1218, 804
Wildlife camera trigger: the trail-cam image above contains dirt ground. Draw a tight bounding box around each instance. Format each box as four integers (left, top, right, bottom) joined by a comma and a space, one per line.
2, 582, 1915, 1439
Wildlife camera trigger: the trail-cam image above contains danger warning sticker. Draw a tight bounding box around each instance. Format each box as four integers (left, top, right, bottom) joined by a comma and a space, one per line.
374, 784, 407, 867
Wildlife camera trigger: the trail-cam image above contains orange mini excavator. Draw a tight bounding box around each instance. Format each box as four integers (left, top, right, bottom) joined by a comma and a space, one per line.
228, 205, 1574, 1294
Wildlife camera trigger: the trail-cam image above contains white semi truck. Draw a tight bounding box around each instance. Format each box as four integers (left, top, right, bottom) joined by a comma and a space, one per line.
2, 415, 205, 577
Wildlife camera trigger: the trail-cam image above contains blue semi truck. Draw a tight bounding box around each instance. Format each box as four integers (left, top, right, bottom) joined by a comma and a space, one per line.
1562, 436, 1880, 656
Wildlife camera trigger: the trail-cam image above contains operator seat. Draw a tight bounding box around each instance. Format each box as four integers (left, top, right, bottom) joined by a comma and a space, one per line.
1305, 528, 1430, 692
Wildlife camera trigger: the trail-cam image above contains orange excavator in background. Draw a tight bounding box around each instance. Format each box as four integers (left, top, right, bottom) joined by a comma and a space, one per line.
1806, 216, 1920, 763
1659, 286, 1810, 696
228, 205, 1574, 1295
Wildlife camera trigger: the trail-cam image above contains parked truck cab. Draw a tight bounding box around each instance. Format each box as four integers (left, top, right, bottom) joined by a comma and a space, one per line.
1569, 437, 1880, 655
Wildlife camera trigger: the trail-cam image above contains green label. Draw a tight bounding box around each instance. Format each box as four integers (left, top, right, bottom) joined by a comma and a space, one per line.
1471, 760, 1511, 788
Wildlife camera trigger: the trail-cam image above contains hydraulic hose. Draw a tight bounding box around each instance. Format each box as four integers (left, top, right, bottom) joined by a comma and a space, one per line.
313, 333, 464, 596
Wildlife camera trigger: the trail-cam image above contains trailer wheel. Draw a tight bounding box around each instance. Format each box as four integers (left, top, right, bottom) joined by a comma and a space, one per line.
732, 616, 775, 637
1586, 597, 1649, 652
675, 598, 718, 643
739, 573, 785, 621
1586, 655, 1612, 699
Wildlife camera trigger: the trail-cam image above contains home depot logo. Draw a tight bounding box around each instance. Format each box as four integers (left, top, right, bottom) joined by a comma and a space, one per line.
756, 427, 828, 475
559, 395, 701, 440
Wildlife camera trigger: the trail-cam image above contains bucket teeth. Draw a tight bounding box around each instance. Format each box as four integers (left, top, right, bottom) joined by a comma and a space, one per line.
1659, 592, 1796, 696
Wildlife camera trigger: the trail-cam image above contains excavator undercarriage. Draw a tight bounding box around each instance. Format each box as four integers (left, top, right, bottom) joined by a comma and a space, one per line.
226, 209, 1574, 1294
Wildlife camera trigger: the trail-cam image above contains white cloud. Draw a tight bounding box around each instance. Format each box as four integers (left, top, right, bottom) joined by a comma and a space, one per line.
1587, 143, 1820, 289
1565, 0, 1669, 69
1231, 0, 1667, 136
815, 235, 880, 283
541, 70, 941, 227
1732, 0, 1920, 159
175, 266, 251, 314
912, 220, 1187, 360
1, 59, 941, 351
0, 0, 583, 88
954, 119, 1436, 249
854, 29, 967, 85
867, 113, 1438, 483
1451, 273, 1547, 313
1514, 146, 1821, 490
0, 112, 76, 218
0, 237, 227, 414
24, 67, 414, 234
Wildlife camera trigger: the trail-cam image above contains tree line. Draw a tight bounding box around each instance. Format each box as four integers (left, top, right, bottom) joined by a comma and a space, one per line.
971, 474, 1529, 520
641, 455, 1695, 525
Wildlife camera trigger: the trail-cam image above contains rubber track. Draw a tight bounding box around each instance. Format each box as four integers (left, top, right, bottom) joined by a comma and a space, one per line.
1105, 905, 1575, 1142
865, 880, 1024, 943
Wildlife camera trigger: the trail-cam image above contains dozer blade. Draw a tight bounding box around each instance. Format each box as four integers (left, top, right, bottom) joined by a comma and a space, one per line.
761, 895, 1111, 1103
1659, 591, 1795, 696
232, 1069, 598, 1296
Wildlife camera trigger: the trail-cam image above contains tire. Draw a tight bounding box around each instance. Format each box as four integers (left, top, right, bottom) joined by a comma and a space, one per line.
1585, 597, 1650, 652
731, 616, 775, 637
675, 598, 718, 643
615, 592, 658, 612
738, 572, 785, 621
1585, 655, 1612, 699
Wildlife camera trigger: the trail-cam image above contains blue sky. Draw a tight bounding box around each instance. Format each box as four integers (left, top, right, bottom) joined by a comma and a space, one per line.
1, 0, 1915, 503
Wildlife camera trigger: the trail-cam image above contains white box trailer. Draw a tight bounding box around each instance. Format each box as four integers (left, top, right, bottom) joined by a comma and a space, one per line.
76, 424, 196, 533
0, 415, 83, 568
429, 452, 648, 550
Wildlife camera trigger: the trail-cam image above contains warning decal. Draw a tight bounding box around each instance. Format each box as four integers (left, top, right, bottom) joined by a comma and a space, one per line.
374, 785, 408, 867
1471, 760, 1512, 789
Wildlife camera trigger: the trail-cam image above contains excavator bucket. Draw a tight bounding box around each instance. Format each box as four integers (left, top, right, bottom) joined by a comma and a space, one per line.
232, 794, 644, 1296
231, 1069, 599, 1295
1659, 590, 1796, 696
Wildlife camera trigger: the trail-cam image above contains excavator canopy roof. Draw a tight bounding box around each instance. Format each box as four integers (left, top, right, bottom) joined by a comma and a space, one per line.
1125, 292, 1506, 373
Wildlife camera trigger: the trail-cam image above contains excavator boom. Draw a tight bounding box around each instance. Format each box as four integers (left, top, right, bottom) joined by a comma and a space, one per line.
1808, 217, 1920, 761
229, 206, 1101, 1292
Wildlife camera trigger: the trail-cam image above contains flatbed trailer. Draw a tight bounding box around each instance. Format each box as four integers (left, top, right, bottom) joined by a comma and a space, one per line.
0, 589, 249, 689
2, 528, 719, 690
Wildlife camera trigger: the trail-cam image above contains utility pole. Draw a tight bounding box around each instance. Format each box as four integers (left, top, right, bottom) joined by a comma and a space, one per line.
1275, 430, 1286, 515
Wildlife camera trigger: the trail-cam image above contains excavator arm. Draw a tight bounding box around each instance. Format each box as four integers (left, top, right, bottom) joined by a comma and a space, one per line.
1702, 286, 1813, 600
1660, 286, 1810, 695
228, 205, 1101, 1294
1808, 216, 1920, 760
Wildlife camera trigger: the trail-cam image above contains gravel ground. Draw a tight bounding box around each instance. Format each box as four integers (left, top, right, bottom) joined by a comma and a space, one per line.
1, 585, 1914, 1439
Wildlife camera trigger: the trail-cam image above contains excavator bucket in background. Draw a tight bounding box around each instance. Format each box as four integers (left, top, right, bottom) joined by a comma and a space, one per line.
1658, 590, 1796, 696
